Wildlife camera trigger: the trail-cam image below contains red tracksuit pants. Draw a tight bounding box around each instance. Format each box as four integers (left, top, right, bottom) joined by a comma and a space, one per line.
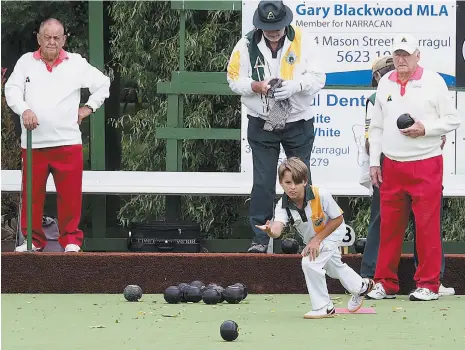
374, 155, 443, 294
21, 145, 84, 249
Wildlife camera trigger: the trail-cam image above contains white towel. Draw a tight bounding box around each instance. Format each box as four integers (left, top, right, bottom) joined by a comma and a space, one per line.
359, 148, 373, 196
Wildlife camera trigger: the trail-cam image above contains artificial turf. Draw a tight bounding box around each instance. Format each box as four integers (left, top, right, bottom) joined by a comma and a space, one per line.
2, 293, 464, 350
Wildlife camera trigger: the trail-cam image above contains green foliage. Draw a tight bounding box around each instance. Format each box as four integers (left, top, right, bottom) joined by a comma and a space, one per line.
347, 197, 371, 237
441, 198, 465, 241
348, 197, 465, 241
109, 1, 246, 235
1, 69, 21, 219
1, 1, 89, 58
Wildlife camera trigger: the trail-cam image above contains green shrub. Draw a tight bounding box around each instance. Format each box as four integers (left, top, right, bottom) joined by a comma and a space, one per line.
349, 197, 465, 241
109, 1, 246, 235
1, 68, 21, 219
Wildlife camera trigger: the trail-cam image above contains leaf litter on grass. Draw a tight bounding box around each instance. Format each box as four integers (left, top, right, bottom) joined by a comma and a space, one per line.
392, 307, 405, 313
88, 325, 107, 329
331, 296, 343, 305
161, 311, 182, 318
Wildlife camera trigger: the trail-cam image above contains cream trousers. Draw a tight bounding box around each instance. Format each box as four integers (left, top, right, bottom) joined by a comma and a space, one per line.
302, 241, 363, 310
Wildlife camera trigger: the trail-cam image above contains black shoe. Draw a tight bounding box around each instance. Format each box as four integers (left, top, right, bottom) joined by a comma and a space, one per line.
247, 244, 268, 253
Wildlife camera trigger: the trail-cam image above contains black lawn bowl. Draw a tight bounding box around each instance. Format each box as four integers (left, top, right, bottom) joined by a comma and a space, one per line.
164, 286, 183, 304
205, 283, 218, 290
354, 238, 367, 254
190, 280, 205, 290
397, 113, 415, 129
231, 283, 248, 300
223, 285, 243, 304
215, 285, 225, 302
281, 238, 299, 254
220, 320, 239, 341
202, 287, 223, 305
183, 285, 203, 303
177, 283, 190, 302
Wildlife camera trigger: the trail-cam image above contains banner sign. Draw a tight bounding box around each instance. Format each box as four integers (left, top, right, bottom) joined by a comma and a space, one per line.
241, 0, 456, 86
240, 1, 459, 189
241, 90, 457, 184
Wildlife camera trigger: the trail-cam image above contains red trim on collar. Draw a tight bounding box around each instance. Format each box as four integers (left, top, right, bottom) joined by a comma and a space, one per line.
388, 66, 423, 97
33, 49, 69, 72
388, 66, 424, 82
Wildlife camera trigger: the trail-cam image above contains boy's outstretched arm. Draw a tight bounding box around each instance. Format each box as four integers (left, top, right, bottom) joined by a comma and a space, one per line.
256, 220, 285, 239
256, 198, 287, 239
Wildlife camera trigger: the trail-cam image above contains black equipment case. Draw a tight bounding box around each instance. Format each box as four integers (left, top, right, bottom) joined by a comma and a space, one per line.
127, 221, 201, 253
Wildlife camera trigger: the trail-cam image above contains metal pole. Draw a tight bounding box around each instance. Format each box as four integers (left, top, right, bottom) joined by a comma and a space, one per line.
26, 129, 32, 251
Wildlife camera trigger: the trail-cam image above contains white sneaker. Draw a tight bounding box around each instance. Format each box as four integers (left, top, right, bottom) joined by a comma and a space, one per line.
439, 284, 455, 297
348, 278, 374, 312
366, 282, 396, 300
348, 294, 364, 313
14, 241, 43, 252
304, 302, 336, 319
409, 288, 438, 301
409, 287, 439, 301
64, 244, 81, 252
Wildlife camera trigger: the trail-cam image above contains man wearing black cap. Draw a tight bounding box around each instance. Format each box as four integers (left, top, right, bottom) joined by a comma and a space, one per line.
227, 1, 326, 253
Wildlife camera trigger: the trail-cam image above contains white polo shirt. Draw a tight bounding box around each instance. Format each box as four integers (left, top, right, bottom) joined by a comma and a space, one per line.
5, 50, 110, 149
274, 186, 346, 245
368, 66, 461, 166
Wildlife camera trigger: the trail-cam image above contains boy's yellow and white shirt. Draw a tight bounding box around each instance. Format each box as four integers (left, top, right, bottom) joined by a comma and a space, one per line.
273, 185, 346, 245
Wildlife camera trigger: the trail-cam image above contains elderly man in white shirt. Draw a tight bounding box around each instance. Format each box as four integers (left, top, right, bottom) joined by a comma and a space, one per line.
367, 34, 461, 301
5, 18, 110, 253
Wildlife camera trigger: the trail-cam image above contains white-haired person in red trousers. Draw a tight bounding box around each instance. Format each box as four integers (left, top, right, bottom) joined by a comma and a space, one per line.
5, 18, 110, 252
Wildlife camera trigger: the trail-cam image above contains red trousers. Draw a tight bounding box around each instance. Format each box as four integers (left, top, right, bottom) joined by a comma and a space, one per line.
21, 145, 84, 249
375, 155, 443, 294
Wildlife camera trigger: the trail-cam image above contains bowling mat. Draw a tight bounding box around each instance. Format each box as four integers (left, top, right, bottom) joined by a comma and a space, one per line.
335, 307, 376, 314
